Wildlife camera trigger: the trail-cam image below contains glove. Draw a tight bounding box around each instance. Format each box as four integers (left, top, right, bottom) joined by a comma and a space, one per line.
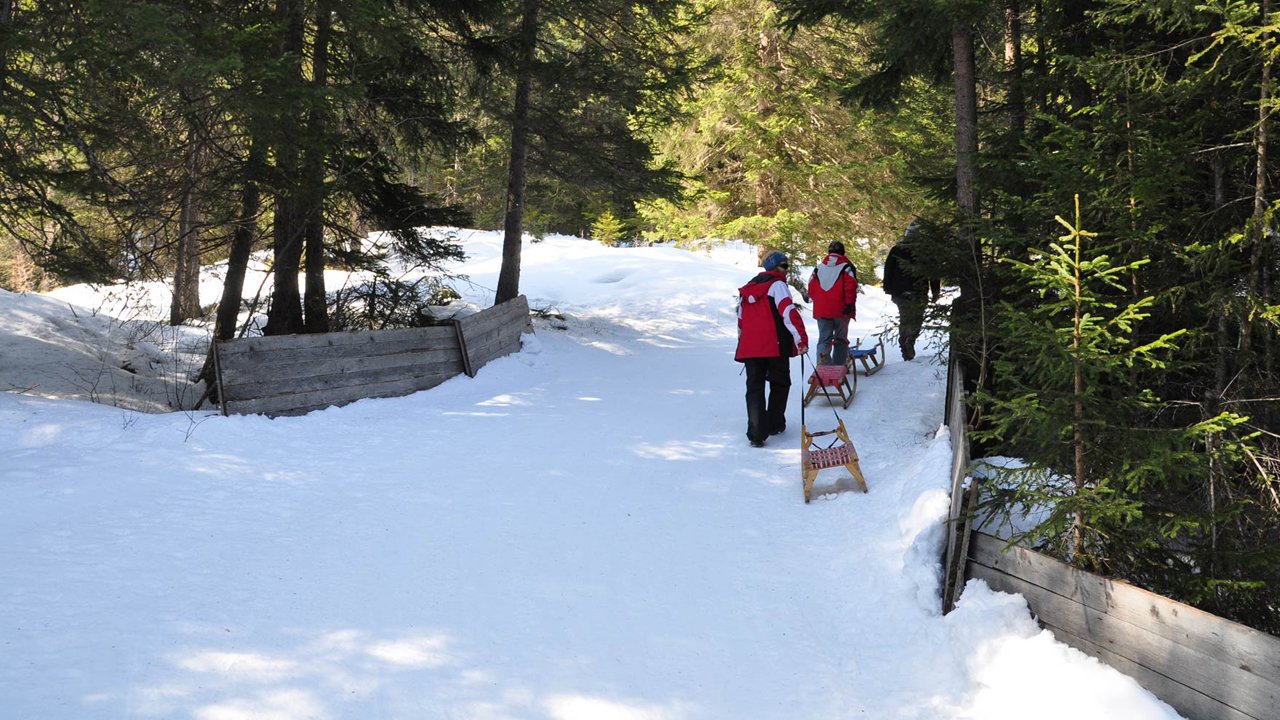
796, 342, 808, 356
843, 304, 854, 316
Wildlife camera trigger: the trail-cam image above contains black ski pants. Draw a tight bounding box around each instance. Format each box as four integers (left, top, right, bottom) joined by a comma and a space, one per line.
743, 355, 791, 443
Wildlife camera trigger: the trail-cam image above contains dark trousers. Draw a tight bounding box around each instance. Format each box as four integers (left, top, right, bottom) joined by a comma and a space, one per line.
893, 292, 926, 360
743, 356, 791, 442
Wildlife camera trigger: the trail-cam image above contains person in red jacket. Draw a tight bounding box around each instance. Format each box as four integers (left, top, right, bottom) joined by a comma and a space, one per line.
807, 241, 859, 366
735, 251, 809, 448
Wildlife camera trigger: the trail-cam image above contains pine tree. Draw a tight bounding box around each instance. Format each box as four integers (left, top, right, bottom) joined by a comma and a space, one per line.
490, 0, 694, 304
643, 0, 949, 272
974, 199, 1201, 564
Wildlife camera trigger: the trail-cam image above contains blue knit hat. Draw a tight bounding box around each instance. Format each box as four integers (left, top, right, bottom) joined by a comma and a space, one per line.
762, 251, 789, 271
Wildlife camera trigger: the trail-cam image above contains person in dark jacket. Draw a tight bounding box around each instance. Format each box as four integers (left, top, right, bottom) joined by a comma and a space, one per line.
735, 251, 809, 448
807, 241, 859, 366
882, 221, 940, 361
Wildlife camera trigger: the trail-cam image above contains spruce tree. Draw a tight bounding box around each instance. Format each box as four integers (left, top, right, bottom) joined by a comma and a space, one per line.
480, 0, 694, 303
642, 0, 949, 271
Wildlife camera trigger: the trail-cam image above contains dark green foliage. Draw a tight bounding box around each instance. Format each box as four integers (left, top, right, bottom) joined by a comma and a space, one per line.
968, 1, 1280, 630
640, 0, 949, 270
415, 0, 694, 240
328, 275, 462, 331
782, 0, 1279, 631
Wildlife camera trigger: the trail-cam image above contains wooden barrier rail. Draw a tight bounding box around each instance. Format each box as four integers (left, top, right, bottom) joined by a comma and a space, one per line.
942, 356, 1280, 720
940, 357, 975, 613
967, 532, 1280, 720
214, 295, 530, 417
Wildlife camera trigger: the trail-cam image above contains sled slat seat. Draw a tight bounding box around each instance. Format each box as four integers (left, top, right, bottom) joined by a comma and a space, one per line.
804, 442, 856, 470
812, 364, 847, 385
846, 337, 886, 377
803, 363, 855, 408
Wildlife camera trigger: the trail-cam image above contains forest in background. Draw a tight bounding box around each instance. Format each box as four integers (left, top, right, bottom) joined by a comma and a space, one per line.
1, 0, 1277, 632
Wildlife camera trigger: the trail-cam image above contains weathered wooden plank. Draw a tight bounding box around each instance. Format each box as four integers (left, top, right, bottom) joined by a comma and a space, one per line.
968, 557, 1280, 720
1040, 620, 1256, 720
459, 299, 529, 338
217, 331, 457, 367
468, 337, 522, 372
217, 325, 457, 355
472, 295, 529, 324
466, 324, 520, 358
941, 357, 972, 614
461, 315, 526, 371
218, 346, 461, 389
225, 371, 456, 416
221, 356, 463, 401
969, 533, 1280, 685
214, 296, 531, 416
452, 320, 475, 378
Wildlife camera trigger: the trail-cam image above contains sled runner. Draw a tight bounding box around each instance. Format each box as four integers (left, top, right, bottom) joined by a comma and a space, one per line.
847, 337, 886, 377
799, 354, 868, 503
803, 362, 855, 409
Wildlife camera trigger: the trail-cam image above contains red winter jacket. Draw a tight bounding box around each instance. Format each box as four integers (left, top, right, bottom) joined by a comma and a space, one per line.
807, 253, 858, 319
735, 270, 809, 360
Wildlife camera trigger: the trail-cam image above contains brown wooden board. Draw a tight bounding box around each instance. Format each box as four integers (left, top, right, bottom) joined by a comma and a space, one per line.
463, 295, 529, 331
214, 295, 531, 416
221, 357, 463, 402
464, 328, 521, 370
969, 534, 1280, 685
225, 371, 457, 416
458, 304, 522, 337
941, 358, 972, 613
218, 346, 462, 393
967, 536, 1280, 720
217, 332, 457, 368
216, 325, 456, 354
458, 296, 528, 372
1040, 621, 1257, 720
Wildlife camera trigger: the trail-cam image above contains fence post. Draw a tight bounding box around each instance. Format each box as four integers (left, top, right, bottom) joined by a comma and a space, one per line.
941, 356, 977, 613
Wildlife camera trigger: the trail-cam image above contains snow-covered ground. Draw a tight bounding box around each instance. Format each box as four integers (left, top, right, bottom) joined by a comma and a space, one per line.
0, 231, 1182, 719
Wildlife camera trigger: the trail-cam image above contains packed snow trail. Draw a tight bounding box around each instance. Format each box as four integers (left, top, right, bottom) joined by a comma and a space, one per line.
0, 232, 1182, 719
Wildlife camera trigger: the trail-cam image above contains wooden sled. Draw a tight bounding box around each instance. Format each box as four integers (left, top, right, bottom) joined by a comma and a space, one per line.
801, 417, 868, 503
847, 337, 886, 377
803, 362, 855, 409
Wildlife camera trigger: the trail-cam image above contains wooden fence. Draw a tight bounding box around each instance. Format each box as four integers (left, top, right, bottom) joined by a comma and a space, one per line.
967, 532, 1280, 720
941, 357, 1280, 720
941, 357, 976, 614
213, 295, 530, 417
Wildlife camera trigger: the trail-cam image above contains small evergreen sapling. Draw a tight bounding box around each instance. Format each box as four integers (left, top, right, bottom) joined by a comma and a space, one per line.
974, 197, 1195, 570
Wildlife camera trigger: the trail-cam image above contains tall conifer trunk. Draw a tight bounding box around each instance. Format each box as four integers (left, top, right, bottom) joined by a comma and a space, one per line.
755, 21, 782, 218
952, 20, 984, 391
214, 142, 264, 343
953, 25, 978, 230
201, 140, 265, 396
1071, 212, 1087, 560
303, 0, 332, 334
1245, 0, 1271, 352
1005, 1, 1025, 137
0, 0, 13, 96
266, 0, 307, 335
171, 112, 203, 326
495, 0, 539, 306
